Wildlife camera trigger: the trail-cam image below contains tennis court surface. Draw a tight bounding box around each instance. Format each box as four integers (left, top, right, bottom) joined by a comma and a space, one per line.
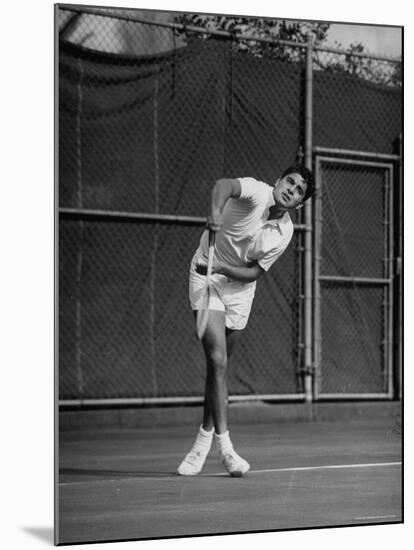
58, 405, 402, 544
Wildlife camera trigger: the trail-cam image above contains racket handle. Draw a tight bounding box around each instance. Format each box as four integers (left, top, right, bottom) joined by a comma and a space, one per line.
206, 230, 215, 280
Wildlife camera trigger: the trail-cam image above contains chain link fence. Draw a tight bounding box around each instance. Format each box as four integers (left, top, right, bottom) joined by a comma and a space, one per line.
312, 47, 402, 153
57, 6, 402, 403
314, 159, 395, 396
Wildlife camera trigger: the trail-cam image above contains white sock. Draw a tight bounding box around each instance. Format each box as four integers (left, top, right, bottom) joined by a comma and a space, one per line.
215, 430, 233, 455
192, 425, 214, 454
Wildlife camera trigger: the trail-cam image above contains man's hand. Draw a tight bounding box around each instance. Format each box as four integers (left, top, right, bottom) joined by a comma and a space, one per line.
206, 208, 224, 232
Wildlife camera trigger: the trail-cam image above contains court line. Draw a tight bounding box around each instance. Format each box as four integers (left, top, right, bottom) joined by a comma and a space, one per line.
59, 461, 401, 486
247, 461, 402, 475
354, 515, 398, 520
201, 461, 402, 477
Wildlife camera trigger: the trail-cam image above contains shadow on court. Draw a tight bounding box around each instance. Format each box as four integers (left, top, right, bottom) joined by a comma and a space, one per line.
58, 411, 402, 545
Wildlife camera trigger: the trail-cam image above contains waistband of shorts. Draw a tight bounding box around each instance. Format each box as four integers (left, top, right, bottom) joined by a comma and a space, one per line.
190, 252, 256, 290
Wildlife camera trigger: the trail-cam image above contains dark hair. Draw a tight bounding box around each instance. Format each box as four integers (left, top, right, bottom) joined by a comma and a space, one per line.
282, 164, 315, 201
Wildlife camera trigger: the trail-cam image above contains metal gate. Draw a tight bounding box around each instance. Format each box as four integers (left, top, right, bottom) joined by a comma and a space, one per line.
313, 149, 397, 399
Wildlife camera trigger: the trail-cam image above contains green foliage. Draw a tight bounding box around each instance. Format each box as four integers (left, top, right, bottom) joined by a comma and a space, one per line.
315, 41, 402, 87
174, 14, 401, 87
174, 13, 329, 61
175, 14, 330, 44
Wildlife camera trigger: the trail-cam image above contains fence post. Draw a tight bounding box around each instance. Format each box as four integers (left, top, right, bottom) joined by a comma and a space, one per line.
149, 71, 160, 397
397, 133, 402, 399
75, 58, 85, 397
304, 32, 314, 402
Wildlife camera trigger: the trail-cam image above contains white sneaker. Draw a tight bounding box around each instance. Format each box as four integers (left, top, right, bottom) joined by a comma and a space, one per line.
222, 449, 250, 477
177, 449, 208, 476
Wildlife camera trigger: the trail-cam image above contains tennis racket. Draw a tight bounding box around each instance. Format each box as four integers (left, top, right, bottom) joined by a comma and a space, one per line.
196, 229, 216, 340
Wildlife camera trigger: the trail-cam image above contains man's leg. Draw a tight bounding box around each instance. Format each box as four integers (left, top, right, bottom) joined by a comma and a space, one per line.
202, 318, 249, 477
177, 313, 249, 476
202, 326, 242, 431
201, 310, 229, 434
177, 310, 227, 475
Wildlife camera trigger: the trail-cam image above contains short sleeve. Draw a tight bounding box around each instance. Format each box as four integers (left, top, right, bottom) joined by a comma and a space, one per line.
257, 244, 289, 272
238, 177, 270, 205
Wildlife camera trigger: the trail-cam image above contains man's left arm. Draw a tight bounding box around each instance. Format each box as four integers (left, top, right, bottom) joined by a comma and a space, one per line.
196, 260, 264, 283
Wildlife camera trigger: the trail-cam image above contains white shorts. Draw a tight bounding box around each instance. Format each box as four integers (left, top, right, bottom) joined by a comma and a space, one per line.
188, 256, 256, 330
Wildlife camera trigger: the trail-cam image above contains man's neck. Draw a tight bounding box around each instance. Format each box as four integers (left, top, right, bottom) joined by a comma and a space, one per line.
268, 204, 287, 220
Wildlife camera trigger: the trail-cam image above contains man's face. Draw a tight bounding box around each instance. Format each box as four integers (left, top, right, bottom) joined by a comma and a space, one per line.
273, 172, 307, 210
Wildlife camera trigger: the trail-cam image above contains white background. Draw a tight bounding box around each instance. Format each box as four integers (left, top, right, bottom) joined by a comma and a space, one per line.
1, 0, 410, 548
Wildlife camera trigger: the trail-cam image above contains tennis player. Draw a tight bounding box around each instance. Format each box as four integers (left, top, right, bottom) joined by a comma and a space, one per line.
177, 165, 315, 477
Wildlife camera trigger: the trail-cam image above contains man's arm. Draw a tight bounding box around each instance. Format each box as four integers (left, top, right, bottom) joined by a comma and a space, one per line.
217, 261, 264, 282
208, 178, 241, 231
202, 178, 261, 282
196, 260, 264, 283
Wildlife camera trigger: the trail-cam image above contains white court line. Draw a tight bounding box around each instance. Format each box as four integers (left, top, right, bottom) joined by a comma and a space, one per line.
354, 515, 398, 520
59, 461, 401, 486
201, 461, 402, 477
248, 461, 402, 475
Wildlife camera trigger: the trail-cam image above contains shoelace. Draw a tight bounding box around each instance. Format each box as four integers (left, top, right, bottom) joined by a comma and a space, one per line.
223, 452, 246, 465
223, 452, 238, 463
186, 450, 202, 463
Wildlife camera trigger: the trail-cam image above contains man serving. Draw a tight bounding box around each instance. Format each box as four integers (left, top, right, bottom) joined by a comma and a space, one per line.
178, 165, 315, 477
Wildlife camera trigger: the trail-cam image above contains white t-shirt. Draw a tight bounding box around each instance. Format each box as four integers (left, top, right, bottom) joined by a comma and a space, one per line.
195, 177, 294, 273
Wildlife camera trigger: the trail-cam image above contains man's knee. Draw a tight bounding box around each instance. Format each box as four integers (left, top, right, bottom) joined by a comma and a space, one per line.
207, 349, 227, 374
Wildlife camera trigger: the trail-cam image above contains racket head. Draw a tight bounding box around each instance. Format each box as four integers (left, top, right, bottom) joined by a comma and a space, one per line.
196, 288, 210, 340
196, 229, 215, 340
